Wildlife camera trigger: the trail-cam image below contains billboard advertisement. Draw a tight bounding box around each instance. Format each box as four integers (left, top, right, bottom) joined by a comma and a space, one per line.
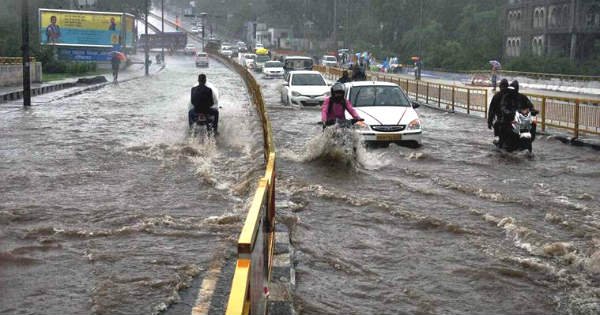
124, 14, 135, 48
40, 9, 122, 47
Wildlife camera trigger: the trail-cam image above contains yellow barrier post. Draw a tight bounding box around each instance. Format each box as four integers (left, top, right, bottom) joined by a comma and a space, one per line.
541, 97, 546, 132
451, 86, 455, 111
467, 89, 471, 114
415, 81, 419, 102
484, 89, 488, 119
425, 82, 430, 104
574, 100, 580, 139
437, 84, 442, 108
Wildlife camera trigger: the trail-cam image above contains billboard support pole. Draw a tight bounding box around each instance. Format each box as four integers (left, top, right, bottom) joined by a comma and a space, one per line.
21, 0, 31, 107
144, 0, 149, 76
161, 0, 165, 64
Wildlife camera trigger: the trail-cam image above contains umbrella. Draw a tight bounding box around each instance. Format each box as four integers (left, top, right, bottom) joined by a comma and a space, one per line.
411, 56, 420, 61
112, 51, 127, 61
255, 47, 269, 55
489, 60, 501, 69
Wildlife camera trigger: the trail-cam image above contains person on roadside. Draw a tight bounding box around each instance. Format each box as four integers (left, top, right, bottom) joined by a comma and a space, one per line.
487, 79, 509, 138
491, 67, 498, 92
189, 74, 219, 134
337, 70, 351, 84
322, 83, 364, 127
352, 59, 366, 81
111, 52, 121, 82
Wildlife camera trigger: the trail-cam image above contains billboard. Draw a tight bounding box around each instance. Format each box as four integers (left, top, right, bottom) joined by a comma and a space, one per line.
40, 9, 122, 47
124, 14, 135, 47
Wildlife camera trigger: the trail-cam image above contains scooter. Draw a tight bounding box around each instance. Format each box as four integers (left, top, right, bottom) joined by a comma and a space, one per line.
496, 109, 537, 153
190, 112, 217, 138
323, 118, 363, 156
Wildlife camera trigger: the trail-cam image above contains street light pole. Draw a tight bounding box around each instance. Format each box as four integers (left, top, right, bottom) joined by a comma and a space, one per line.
144, 0, 149, 76
333, 0, 337, 50
161, 0, 165, 64
21, 0, 31, 107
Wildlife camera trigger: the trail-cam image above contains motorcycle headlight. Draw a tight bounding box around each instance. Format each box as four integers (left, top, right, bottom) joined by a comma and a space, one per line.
407, 119, 421, 130
291, 91, 301, 97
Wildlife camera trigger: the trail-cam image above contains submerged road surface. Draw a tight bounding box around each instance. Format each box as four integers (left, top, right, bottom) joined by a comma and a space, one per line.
255, 74, 600, 314
0, 57, 263, 314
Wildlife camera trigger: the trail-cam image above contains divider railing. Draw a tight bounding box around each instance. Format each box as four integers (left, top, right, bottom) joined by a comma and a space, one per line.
0, 57, 36, 64
209, 53, 276, 315
314, 65, 600, 137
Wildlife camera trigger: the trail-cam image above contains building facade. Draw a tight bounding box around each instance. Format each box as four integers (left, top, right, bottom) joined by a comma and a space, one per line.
505, 0, 600, 60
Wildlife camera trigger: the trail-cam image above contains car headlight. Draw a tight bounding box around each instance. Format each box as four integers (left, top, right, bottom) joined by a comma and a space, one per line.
323, 91, 331, 97
407, 119, 421, 130
291, 91, 301, 97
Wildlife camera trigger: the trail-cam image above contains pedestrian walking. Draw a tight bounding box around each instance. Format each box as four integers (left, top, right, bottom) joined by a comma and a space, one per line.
111, 52, 121, 82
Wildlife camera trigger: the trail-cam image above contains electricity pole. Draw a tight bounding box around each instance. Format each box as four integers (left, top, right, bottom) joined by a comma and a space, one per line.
144, 0, 149, 76
333, 0, 337, 50
21, 0, 31, 107
161, 0, 165, 64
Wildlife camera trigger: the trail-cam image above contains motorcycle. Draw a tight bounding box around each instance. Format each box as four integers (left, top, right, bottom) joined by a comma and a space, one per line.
322, 118, 364, 157
496, 108, 537, 153
189, 112, 217, 138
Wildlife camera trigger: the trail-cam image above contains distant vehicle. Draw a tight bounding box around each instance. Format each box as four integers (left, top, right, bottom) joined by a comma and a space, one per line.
321, 55, 338, 67
280, 70, 330, 106
283, 56, 313, 74
205, 38, 221, 53
254, 54, 271, 72
242, 53, 256, 68
255, 43, 264, 49
184, 44, 196, 55
195, 51, 209, 67
263, 61, 284, 78
343, 81, 422, 147
190, 26, 200, 34
220, 48, 233, 58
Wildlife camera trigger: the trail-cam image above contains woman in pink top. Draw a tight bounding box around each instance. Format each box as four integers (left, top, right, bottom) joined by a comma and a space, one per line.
321, 83, 365, 126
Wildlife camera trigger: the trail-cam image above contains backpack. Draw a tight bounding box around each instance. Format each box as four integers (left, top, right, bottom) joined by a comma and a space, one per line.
499, 92, 519, 123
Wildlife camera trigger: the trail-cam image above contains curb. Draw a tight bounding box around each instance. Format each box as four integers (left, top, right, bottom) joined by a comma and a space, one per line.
267, 223, 296, 315
1, 65, 166, 104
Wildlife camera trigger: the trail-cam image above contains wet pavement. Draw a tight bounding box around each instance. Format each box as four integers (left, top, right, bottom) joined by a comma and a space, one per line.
254, 73, 600, 315
0, 56, 263, 314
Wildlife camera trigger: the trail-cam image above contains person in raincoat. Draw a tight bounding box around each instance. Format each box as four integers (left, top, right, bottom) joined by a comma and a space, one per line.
111, 52, 121, 82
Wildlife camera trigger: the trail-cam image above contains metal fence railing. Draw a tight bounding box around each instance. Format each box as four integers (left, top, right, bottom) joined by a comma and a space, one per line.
315, 65, 600, 138
209, 53, 277, 315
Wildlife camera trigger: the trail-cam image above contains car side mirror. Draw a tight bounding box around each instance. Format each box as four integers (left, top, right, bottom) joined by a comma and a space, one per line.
412, 101, 420, 108
283, 82, 289, 87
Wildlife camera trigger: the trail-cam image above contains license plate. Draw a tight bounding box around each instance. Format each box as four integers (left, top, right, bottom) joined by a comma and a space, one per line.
376, 134, 402, 141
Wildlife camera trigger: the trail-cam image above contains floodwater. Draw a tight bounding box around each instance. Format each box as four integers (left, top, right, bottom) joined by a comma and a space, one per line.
0, 57, 264, 314
256, 74, 600, 314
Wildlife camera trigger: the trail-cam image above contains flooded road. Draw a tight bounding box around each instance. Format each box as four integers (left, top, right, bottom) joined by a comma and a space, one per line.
256, 74, 600, 314
0, 57, 263, 314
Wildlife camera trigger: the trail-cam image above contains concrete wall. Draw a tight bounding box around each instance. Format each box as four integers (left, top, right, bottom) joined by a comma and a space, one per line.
0, 62, 43, 87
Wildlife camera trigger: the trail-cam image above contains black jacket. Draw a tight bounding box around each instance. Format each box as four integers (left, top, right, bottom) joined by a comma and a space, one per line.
488, 89, 508, 127
191, 84, 214, 113
337, 75, 351, 83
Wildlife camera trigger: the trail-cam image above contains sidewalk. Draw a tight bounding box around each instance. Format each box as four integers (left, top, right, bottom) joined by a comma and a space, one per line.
1, 62, 163, 103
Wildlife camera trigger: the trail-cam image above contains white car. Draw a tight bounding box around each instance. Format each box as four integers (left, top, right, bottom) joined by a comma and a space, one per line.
242, 53, 256, 69
321, 55, 338, 67
195, 51, 209, 67
184, 44, 196, 55
190, 26, 200, 34
281, 71, 330, 106
220, 48, 233, 58
343, 81, 422, 147
263, 61, 284, 78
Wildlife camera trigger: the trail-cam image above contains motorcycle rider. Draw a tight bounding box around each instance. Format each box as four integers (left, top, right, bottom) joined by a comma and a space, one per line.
189, 74, 219, 134
321, 83, 365, 127
337, 70, 351, 83
488, 79, 509, 138
497, 80, 537, 149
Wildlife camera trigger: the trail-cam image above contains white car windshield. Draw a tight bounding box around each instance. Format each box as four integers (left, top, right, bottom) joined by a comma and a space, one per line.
265, 61, 283, 68
291, 74, 325, 86
256, 55, 270, 62
349, 86, 411, 107
325, 57, 336, 61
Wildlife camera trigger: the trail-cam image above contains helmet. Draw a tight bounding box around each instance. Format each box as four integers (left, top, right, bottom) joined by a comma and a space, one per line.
510, 80, 519, 92
331, 83, 345, 95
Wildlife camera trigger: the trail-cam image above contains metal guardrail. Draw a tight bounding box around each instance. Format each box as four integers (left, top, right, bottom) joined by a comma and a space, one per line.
315, 65, 600, 138
465, 69, 600, 82
0, 57, 36, 64
209, 53, 276, 315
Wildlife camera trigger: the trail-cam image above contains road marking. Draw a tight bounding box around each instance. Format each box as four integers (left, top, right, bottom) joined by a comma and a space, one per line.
191, 256, 224, 315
